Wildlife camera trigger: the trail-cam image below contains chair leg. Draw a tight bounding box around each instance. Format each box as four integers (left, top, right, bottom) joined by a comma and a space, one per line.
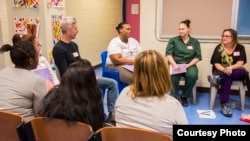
208, 85, 211, 101
210, 86, 218, 109
239, 83, 245, 111
179, 77, 197, 104
192, 85, 196, 104
209, 81, 246, 111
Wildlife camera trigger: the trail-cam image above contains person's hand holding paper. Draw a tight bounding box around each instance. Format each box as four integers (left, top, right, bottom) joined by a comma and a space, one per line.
170, 64, 186, 75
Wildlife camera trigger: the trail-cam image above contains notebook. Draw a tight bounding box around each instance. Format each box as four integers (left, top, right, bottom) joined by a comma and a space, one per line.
122, 64, 134, 72
169, 64, 186, 75
33, 68, 53, 84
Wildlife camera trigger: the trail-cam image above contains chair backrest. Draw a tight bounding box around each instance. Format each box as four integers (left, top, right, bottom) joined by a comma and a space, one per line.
100, 50, 128, 93
101, 51, 108, 70
92, 127, 172, 141
26, 117, 93, 141
0, 110, 23, 141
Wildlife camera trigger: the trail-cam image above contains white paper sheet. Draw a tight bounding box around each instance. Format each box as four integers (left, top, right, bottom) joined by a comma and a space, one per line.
197, 110, 216, 119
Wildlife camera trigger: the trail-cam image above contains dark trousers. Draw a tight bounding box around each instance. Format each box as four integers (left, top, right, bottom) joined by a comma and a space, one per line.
171, 65, 198, 98
218, 68, 247, 103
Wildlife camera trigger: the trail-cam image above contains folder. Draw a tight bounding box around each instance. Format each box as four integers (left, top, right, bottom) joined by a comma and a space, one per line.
169, 64, 186, 75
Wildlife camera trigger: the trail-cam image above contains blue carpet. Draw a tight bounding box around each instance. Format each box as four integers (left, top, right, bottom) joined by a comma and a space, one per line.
95, 67, 250, 125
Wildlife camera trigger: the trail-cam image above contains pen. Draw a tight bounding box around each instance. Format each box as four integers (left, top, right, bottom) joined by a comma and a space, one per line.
200, 111, 211, 115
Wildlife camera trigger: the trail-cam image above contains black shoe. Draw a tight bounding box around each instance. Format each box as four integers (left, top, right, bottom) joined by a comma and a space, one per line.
180, 96, 188, 107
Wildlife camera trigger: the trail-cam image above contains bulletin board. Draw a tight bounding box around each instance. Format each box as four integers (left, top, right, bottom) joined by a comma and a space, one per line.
157, 0, 250, 41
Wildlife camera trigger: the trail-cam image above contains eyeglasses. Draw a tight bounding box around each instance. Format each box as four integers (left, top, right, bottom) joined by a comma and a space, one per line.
37, 43, 42, 48
221, 35, 231, 38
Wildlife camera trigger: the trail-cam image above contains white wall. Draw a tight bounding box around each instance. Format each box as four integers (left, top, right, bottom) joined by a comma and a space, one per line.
0, 0, 10, 69
140, 0, 250, 88
65, 0, 123, 65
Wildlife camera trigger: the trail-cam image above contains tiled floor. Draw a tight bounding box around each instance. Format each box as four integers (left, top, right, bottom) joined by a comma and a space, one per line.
95, 67, 250, 125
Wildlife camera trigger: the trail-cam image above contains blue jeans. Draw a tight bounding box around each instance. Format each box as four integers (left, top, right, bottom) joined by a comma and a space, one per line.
97, 77, 118, 113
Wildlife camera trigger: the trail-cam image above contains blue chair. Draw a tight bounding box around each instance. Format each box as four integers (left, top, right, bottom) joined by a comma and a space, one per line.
101, 51, 127, 93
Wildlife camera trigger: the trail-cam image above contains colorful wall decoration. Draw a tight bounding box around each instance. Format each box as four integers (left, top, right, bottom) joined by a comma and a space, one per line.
51, 15, 63, 44
14, 17, 41, 37
14, 0, 40, 8
47, 0, 64, 8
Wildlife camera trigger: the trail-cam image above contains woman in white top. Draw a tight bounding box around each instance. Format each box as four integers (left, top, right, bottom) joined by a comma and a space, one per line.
106, 22, 142, 84
115, 50, 188, 136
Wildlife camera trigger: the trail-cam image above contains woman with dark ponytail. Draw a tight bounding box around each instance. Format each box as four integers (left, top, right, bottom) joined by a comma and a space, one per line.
165, 19, 202, 107
0, 39, 47, 121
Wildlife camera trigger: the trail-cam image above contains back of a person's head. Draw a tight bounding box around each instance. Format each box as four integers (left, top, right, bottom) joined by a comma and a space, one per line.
21, 34, 36, 43
60, 16, 77, 34
0, 40, 37, 69
132, 50, 172, 98
61, 58, 98, 91
12, 34, 36, 44
39, 58, 105, 131
12, 34, 22, 44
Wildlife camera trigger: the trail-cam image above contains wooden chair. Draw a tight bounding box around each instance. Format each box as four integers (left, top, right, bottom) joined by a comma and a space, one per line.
25, 117, 93, 141
89, 127, 172, 141
0, 110, 24, 141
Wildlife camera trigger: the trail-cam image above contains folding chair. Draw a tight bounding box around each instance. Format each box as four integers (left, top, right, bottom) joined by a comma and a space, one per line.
0, 110, 24, 141
209, 80, 246, 111
25, 117, 93, 141
89, 127, 172, 141
100, 51, 127, 93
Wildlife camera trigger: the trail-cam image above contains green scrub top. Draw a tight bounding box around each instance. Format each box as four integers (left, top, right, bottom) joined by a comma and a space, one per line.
165, 36, 202, 64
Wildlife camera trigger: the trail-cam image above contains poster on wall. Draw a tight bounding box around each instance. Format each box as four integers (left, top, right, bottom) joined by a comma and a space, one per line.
51, 15, 63, 44
47, 0, 64, 8
14, 17, 41, 37
14, 0, 40, 8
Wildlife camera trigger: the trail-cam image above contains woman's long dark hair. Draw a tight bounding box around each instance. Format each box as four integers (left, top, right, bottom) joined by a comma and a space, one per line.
39, 58, 105, 131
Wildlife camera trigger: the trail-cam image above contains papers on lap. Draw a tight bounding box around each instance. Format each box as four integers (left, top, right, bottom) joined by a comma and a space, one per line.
122, 64, 134, 72
170, 64, 186, 75
33, 68, 53, 84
